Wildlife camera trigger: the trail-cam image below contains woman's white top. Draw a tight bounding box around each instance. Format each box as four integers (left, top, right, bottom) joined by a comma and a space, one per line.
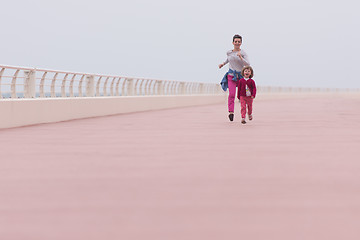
223, 49, 250, 72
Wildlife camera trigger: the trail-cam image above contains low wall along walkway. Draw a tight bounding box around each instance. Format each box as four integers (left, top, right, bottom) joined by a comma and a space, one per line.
1, 64, 359, 129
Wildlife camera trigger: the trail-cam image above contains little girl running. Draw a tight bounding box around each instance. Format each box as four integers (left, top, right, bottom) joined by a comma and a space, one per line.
237, 66, 257, 124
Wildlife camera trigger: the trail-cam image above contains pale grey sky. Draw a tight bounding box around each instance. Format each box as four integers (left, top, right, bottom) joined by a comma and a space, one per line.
1, 0, 359, 88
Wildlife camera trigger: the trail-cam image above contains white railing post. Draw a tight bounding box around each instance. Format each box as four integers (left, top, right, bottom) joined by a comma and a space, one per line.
157, 80, 164, 95
86, 75, 95, 97
217, 85, 223, 94
24, 69, 36, 98
11, 69, 20, 98
51, 73, 58, 97
179, 82, 186, 95
127, 78, 134, 96
39, 72, 47, 98
199, 83, 204, 94
61, 74, 69, 97
0, 68, 4, 98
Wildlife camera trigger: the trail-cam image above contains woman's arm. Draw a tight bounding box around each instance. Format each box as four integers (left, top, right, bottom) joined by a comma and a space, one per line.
237, 50, 250, 66
219, 59, 229, 69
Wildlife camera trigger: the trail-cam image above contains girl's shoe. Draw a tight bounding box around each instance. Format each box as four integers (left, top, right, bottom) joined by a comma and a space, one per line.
249, 115, 253, 121
241, 118, 246, 124
228, 113, 234, 121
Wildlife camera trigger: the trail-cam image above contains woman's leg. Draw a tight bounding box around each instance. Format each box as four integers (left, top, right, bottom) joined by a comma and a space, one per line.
227, 75, 237, 113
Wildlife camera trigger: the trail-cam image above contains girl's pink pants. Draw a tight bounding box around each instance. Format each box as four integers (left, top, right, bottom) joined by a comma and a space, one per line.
240, 96, 253, 118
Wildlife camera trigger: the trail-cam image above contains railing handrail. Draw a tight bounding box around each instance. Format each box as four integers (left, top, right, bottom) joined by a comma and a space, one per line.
0, 64, 190, 82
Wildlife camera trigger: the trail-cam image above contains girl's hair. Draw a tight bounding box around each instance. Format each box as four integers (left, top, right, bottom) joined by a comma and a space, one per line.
233, 34, 242, 42
241, 66, 254, 78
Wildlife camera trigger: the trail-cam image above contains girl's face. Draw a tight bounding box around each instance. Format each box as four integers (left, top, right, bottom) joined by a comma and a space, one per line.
233, 38, 242, 49
244, 69, 252, 78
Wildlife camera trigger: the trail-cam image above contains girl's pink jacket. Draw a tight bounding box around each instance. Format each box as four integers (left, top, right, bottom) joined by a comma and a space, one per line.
237, 78, 257, 99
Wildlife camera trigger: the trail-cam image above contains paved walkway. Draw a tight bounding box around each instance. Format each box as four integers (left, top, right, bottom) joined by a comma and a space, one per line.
1, 93, 360, 240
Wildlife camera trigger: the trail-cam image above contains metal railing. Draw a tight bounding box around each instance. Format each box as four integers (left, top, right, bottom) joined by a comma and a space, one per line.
0, 64, 224, 99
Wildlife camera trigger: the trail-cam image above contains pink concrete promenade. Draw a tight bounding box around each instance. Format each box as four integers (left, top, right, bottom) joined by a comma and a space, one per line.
1, 93, 360, 240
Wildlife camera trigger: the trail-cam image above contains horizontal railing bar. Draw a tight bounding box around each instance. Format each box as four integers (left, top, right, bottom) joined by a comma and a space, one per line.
35, 79, 83, 83
0, 65, 186, 82
1, 76, 26, 79
0, 64, 34, 71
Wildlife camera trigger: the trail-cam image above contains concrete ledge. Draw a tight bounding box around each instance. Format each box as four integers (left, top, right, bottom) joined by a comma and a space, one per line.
0, 95, 226, 129
2, 91, 358, 129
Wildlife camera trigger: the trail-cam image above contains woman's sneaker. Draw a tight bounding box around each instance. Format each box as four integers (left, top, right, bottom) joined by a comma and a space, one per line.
249, 115, 253, 121
241, 118, 246, 124
228, 113, 234, 121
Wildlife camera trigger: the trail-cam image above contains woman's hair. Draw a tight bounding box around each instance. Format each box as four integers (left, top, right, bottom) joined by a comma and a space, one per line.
241, 66, 254, 78
233, 34, 242, 42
